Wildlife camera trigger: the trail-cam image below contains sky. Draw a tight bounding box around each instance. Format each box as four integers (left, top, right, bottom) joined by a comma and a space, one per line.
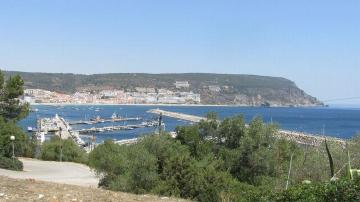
0, 0, 359, 104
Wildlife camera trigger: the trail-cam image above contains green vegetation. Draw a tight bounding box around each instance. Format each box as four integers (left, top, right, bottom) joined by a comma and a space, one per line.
270, 178, 360, 201
0, 70, 32, 170
0, 156, 23, 171
0, 70, 88, 167
40, 136, 88, 164
88, 114, 360, 201
5, 71, 322, 105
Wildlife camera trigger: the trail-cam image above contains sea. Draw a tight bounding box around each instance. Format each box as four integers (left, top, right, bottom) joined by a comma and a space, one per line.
19, 105, 360, 143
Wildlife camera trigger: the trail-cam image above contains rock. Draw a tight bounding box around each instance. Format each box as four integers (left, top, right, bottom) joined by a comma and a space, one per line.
38, 194, 44, 199
0, 193, 4, 197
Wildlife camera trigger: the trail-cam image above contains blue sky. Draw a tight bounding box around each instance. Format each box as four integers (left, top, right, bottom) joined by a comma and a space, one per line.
0, 0, 359, 104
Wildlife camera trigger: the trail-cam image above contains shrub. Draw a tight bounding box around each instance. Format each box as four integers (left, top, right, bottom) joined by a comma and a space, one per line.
0, 156, 23, 171
40, 136, 88, 164
89, 134, 236, 202
270, 178, 360, 202
0, 118, 34, 158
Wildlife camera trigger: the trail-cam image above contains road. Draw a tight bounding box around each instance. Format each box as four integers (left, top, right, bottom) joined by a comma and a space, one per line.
0, 158, 98, 187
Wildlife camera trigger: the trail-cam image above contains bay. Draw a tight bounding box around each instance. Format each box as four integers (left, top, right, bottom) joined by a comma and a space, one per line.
19, 105, 360, 143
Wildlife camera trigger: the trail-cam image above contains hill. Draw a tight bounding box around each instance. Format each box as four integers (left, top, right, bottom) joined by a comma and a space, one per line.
4, 71, 322, 106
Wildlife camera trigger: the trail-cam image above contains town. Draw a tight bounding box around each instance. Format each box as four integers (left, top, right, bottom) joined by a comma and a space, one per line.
23, 81, 201, 105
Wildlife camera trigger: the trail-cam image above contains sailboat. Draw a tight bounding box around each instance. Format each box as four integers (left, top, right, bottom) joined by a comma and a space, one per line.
111, 112, 118, 119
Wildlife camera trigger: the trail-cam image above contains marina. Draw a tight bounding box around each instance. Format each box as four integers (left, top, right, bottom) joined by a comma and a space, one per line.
31, 112, 161, 148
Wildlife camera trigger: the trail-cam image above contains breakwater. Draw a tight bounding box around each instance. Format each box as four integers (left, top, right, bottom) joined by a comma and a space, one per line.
147, 109, 207, 122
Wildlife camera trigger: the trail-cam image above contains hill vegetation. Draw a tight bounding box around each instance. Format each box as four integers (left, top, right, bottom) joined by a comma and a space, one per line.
4, 71, 322, 106
88, 113, 360, 201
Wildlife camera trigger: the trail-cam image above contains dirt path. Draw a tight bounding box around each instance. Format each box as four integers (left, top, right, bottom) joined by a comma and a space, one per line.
0, 158, 98, 187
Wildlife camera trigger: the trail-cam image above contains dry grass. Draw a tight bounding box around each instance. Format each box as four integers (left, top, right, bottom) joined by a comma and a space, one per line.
0, 176, 189, 202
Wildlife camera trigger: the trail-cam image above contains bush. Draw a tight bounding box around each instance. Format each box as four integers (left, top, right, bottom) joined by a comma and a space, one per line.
270, 179, 360, 202
0, 118, 34, 158
0, 156, 23, 171
40, 136, 88, 164
89, 134, 232, 202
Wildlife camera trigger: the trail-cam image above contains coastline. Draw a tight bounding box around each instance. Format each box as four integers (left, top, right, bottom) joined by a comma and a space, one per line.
30, 102, 325, 108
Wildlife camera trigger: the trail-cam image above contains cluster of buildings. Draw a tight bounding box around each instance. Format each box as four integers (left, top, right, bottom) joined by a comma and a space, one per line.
23, 81, 201, 105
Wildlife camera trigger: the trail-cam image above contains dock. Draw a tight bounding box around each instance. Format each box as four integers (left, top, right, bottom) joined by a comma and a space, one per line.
74, 121, 158, 134
69, 117, 142, 125
147, 109, 346, 146
37, 114, 86, 146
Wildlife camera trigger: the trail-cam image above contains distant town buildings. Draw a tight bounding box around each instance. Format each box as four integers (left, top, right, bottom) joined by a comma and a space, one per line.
23, 87, 201, 105
174, 81, 190, 88
135, 87, 156, 93
208, 85, 221, 92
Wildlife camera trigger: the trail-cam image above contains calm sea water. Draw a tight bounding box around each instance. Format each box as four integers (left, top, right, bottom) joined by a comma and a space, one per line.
19, 105, 360, 143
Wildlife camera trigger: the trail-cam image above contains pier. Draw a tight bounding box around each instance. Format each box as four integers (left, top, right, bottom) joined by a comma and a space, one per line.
37, 114, 86, 146
69, 117, 142, 125
147, 109, 346, 146
74, 121, 158, 134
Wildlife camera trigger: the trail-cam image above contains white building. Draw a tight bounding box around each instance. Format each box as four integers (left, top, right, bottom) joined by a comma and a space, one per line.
174, 81, 190, 88
209, 85, 221, 92
135, 87, 156, 93
99, 90, 124, 98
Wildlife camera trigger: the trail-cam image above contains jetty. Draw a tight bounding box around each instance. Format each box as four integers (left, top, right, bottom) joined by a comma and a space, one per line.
147, 109, 346, 147
147, 109, 206, 122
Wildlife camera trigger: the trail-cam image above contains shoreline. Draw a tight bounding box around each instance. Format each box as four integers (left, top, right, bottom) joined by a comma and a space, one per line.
30, 102, 325, 108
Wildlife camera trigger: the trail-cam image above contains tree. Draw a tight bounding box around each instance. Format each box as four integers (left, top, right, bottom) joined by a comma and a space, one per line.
175, 125, 201, 157
0, 71, 32, 170
198, 112, 219, 140
218, 115, 246, 149
0, 71, 29, 121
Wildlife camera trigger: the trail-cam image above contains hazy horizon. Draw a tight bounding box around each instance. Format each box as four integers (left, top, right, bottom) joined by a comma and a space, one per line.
1, 1, 359, 105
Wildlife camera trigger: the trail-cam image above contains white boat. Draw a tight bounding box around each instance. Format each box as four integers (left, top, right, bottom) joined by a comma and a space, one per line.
111, 112, 117, 119
30, 108, 39, 112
